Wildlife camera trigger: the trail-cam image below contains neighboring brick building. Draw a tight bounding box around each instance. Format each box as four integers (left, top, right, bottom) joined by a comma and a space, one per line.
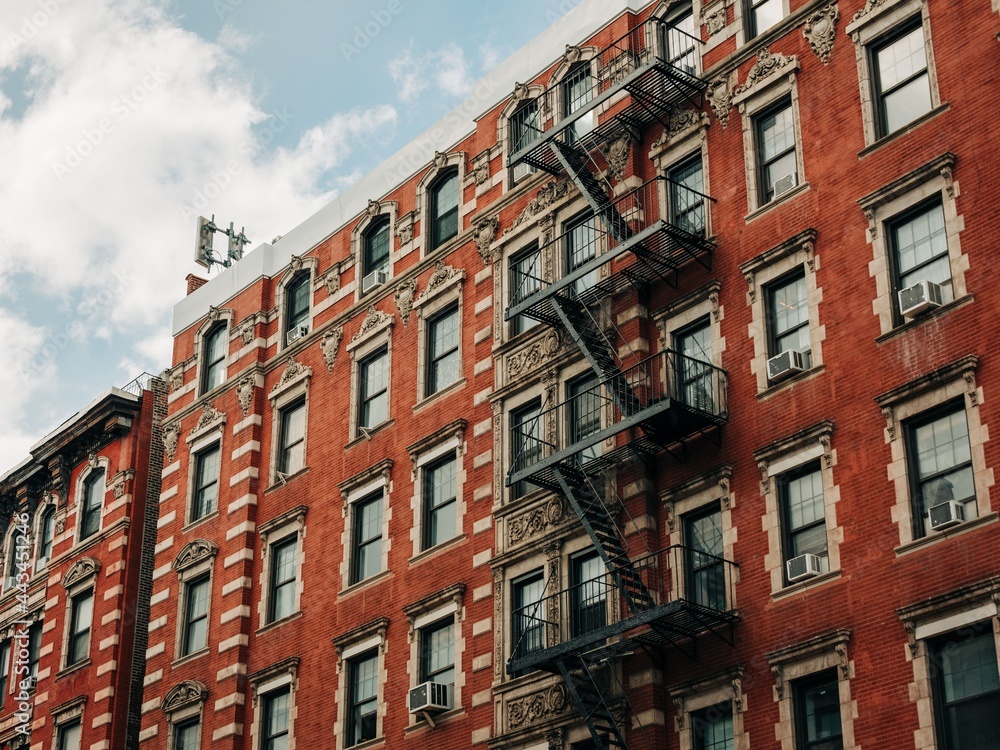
145, 0, 1000, 748
0, 375, 165, 750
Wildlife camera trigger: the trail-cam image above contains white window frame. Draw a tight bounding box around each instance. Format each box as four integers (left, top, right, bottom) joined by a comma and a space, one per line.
275, 256, 318, 351
346, 307, 395, 442
333, 619, 387, 750
185, 432, 223, 529
34, 498, 57, 574
413, 263, 466, 406
403, 583, 466, 725
497, 84, 546, 191
735, 0, 790, 46
268, 359, 312, 486
193, 310, 233, 398
351, 200, 398, 303
161, 680, 208, 750
669, 669, 746, 750
248, 657, 299, 750
415, 151, 468, 258
407, 420, 468, 561
74, 457, 110, 545
59, 558, 100, 673
172, 539, 218, 663
52, 696, 87, 750
338, 461, 392, 594
257, 506, 307, 631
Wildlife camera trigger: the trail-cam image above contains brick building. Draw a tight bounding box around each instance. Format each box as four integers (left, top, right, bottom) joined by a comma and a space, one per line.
0, 375, 165, 750
147, 0, 1000, 748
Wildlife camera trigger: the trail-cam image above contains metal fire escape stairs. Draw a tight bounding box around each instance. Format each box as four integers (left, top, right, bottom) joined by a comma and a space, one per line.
503, 18, 738, 750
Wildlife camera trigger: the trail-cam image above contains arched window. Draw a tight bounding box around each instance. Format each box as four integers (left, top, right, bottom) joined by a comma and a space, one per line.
361, 217, 391, 293
36, 506, 55, 570
509, 101, 539, 184
80, 469, 105, 541
201, 324, 227, 393
429, 170, 459, 250
562, 62, 594, 143
285, 273, 310, 341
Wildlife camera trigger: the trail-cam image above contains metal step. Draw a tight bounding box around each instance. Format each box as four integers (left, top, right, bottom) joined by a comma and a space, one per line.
558, 657, 628, 750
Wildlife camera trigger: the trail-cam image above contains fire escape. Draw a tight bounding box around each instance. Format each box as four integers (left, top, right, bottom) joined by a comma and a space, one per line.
504, 18, 739, 750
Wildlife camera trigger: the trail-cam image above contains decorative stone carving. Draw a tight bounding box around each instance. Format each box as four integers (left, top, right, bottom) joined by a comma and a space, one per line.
432, 151, 449, 170
757, 459, 770, 493
602, 51, 639, 85
352, 305, 394, 342
563, 44, 582, 64
191, 405, 225, 436
881, 406, 895, 441
321, 327, 344, 372
538, 213, 557, 244
673, 696, 686, 730
169, 367, 183, 392
323, 264, 341, 295
289, 253, 305, 272
55, 516, 66, 534
803, 3, 839, 64
395, 215, 414, 245
240, 320, 255, 345
206, 305, 222, 323
417, 261, 460, 303
473, 217, 500, 265
236, 376, 255, 417
735, 48, 796, 96
471, 155, 490, 186
161, 680, 208, 714
835, 641, 850, 678
173, 539, 219, 572
819, 432, 833, 467
272, 357, 309, 392
852, 0, 889, 22
492, 565, 504, 680
964, 369, 978, 405
111, 471, 130, 499
706, 76, 732, 127
366, 199, 381, 218
393, 279, 418, 324
602, 131, 632, 181
504, 180, 574, 235
771, 664, 784, 699
508, 683, 568, 728
511, 81, 530, 101
702, 2, 727, 35
162, 423, 180, 460
653, 109, 702, 149
63, 557, 100, 588
506, 330, 561, 379
508, 496, 565, 545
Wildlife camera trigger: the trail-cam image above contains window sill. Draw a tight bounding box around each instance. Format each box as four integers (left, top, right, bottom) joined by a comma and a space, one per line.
771, 570, 841, 602
346, 420, 396, 449
414, 379, 467, 413
895, 512, 998, 557
744, 182, 810, 223
409, 534, 467, 567
339, 569, 390, 599
181, 510, 219, 534
56, 658, 92, 681
345, 738, 384, 750
171, 647, 209, 668
756, 364, 825, 400
256, 610, 303, 636
265, 466, 311, 493
857, 103, 950, 159
875, 294, 973, 344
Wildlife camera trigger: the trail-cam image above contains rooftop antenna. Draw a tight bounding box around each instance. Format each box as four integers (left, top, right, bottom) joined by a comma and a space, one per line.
193, 215, 250, 271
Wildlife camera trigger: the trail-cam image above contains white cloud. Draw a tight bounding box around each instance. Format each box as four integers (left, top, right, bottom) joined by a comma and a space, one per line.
387, 42, 473, 103
0, 0, 398, 469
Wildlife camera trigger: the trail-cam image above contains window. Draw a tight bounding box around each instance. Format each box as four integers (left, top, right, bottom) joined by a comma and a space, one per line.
871, 21, 932, 138
348, 651, 379, 746
566, 212, 600, 298
779, 462, 828, 578
351, 492, 383, 585
80, 469, 104, 541
37, 506, 55, 569
262, 687, 291, 750
692, 703, 734, 750
568, 373, 602, 464
173, 719, 201, 750
793, 671, 843, 750
67, 589, 93, 666
669, 154, 705, 237
27, 622, 41, 679
429, 170, 459, 250
201, 323, 227, 393
930, 630, 1000, 750
511, 570, 545, 664
509, 102, 539, 183
285, 273, 310, 338
766, 270, 810, 362
277, 400, 306, 476
684, 506, 726, 610
562, 62, 594, 143
755, 99, 797, 203
570, 551, 606, 638
191, 445, 220, 521
181, 576, 210, 656
362, 217, 391, 287
675, 317, 714, 411
426, 305, 460, 395
905, 403, 974, 539
0, 641, 8, 708
509, 244, 541, 336
889, 198, 952, 310
58, 721, 82, 750
268, 536, 298, 623
419, 619, 455, 685
510, 400, 542, 498
662, 6, 697, 75
423, 456, 457, 550
745, 0, 783, 38
359, 347, 389, 430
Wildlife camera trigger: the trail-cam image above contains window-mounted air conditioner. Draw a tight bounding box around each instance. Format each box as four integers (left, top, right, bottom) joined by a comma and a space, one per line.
2, 576, 17, 590
285, 325, 309, 345
408, 682, 453, 715
362, 268, 389, 294
772, 172, 798, 198
928, 501, 965, 531
898, 279, 944, 318
767, 349, 807, 383
786, 553, 822, 583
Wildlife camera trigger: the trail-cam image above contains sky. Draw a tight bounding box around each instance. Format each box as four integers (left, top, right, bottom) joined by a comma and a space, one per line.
0, 0, 579, 471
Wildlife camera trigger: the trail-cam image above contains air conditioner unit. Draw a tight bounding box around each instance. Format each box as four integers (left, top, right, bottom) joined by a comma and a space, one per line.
512, 161, 537, 184
929, 501, 965, 531
362, 268, 389, 294
786, 553, 822, 583
898, 279, 944, 318
285, 325, 309, 345
409, 682, 454, 715
772, 172, 798, 198
767, 349, 807, 383
3, 576, 17, 590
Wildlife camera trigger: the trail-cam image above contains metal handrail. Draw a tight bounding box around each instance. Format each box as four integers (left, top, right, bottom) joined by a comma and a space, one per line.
120, 372, 157, 396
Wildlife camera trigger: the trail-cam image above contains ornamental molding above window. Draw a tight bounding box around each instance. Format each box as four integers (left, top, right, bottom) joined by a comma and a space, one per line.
767, 628, 852, 698
661, 464, 733, 531
63, 557, 100, 589
732, 48, 799, 105
338, 459, 393, 511
259, 505, 307, 549
52, 695, 87, 724
161, 680, 208, 714
248, 656, 300, 703
347, 305, 395, 351
402, 582, 466, 640
333, 616, 390, 661
875, 355, 978, 438
896, 577, 1000, 655
186, 404, 226, 443
739, 228, 817, 300
406, 419, 467, 478
669, 665, 747, 727
753, 420, 834, 495
173, 539, 218, 573
269, 356, 312, 400
413, 261, 465, 309
857, 152, 955, 220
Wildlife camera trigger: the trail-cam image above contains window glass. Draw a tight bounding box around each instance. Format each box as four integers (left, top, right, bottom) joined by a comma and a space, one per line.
192, 445, 220, 520
571, 551, 606, 637
663, 9, 697, 74
269, 536, 297, 622
420, 619, 455, 685
286, 274, 310, 333
748, 0, 783, 37
202, 324, 227, 392
0, 641, 8, 708
278, 401, 306, 475
768, 271, 810, 359
756, 101, 797, 203
675, 318, 714, 411
58, 722, 82, 750
692, 703, 734, 750
794, 672, 843, 750
933, 630, 1000, 750
427, 306, 460, 395
37, 507, 55, 567
174, 720, 200, 750
908, 405, 974, 537
27, 622, 41, 679
352, 493, 383, 584
781, 463, 828, 563
892, 200, 951, 299
510, 401, 543, 498
183, 576, 210, 655
563, 63, 594, 142
568, 373, 602, 464
874, 24, 932, 136
360, 349, 389, 430
566, 213, 600, 297
670, 154, 705, 236
512, 571, 546, 664
509, 244, 541, 335
349, 651, 379, 745
431, 171, 460, 249
424, 456, 457, 549
81, 469, 105, 540
685, 506, 726, 610
68, 590, 93, 665
363, 219, 390, 277
263, 687, 291, 750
